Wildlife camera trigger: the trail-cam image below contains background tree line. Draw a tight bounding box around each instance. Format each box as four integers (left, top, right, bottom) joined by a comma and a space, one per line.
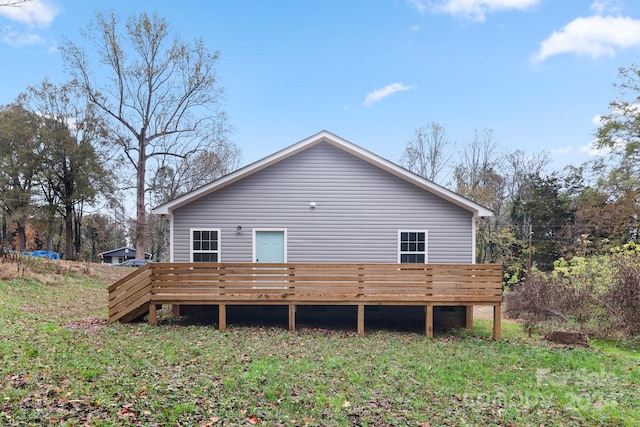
400, 67, 640, 283
0, 11, 240, 261
500, 63, 640, 340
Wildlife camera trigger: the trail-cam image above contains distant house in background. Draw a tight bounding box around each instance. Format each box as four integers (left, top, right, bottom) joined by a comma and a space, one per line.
99, 247, 152, 264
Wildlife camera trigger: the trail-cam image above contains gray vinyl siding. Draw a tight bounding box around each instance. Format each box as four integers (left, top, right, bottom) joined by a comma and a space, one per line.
172, 142, 474, 263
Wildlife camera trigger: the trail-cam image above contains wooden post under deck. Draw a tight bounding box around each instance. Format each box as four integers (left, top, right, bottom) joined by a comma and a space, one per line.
219, 304, 227, 330
425, 305, 433, 338
357, 304, 365, 335
466, 306, 474, 330
493, 304, 501, 340
289, 304, 296, 332
148, 303, 157, 326
172, 304, 181, 316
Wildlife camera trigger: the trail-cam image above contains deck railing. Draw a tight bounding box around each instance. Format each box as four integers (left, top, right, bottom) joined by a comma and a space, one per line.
108, 262, 503, 338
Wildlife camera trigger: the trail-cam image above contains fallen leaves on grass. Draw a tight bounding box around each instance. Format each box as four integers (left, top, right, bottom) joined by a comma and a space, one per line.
65, 317, 107, 334
2, 264, 640, 426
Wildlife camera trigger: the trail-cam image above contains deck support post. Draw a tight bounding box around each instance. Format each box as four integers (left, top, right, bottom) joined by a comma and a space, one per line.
219, 304, 227, 331
493, 304, 501, 340
357, 304, 365, 335
289, 304, 296, 332
148, 303, 157, 326
466, 305, 474, 330
172, 304, 181, 316
425, 305, 433, 338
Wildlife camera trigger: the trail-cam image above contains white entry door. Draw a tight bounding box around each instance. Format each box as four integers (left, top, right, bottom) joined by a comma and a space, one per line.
254, 230, 286, 263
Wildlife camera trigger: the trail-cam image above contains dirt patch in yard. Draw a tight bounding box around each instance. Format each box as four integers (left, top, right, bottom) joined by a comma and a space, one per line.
473, 305, 503, 321
544, 330, 590, 347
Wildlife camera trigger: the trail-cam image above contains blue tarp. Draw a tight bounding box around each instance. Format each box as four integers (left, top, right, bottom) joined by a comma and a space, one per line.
28, 250, 61, 260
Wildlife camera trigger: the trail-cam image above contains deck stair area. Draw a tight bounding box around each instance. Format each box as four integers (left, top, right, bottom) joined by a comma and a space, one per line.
108, 266, 152, 323
108, 262, 504, 339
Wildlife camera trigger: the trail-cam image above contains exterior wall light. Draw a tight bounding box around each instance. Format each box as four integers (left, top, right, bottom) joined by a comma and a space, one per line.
236, 225, 242, 233
310, 202, 316, 208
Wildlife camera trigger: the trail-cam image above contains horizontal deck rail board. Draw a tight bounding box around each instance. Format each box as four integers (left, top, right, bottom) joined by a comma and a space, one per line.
122, 262, 504, 303
109, 272, 153, 306
148, 289, 503, 298
108, 264, 152, 292
150, 295, 502, 304
108, 262, 503, 338
108, 293, 151, 322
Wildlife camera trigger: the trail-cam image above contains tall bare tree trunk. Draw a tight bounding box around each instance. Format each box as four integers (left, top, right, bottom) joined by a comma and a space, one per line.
65, 205, 74, 260
61, 12, 230, 260
136, 138, 146, 260
16, 223, 26, 252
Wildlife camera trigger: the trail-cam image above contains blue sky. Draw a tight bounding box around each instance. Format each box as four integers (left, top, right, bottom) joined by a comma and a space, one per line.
1, 0, 640, 175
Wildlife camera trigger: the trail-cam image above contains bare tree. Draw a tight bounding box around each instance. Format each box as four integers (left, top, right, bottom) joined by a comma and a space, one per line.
453, 129, 503, 207
147, 143, 240, 262
400, 122, 453, 184
60, 11, 231, 259
503, 149, 549, 202
453, 129, 505, 263
151, 140, 241, 206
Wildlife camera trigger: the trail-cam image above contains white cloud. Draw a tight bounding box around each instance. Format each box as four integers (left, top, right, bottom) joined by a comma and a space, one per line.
406, 0, 427, 14
590, 0, 623, 15
579, 140, 616, 156
532, 15, 640, 63
593, 104, 640, 126
431, 0, 540, 22
2, 28, 45, 46
363, 83, 413, 107
592, 114, 604, 126
550, 146, 572, 155
0, 0, 58, 28
0, 1, 59, 49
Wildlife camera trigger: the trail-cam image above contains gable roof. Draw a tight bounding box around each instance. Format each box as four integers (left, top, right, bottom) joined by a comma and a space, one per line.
152, 130, 493, 217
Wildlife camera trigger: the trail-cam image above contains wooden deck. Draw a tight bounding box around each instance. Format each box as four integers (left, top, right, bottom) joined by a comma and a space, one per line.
108, 262, 504, 339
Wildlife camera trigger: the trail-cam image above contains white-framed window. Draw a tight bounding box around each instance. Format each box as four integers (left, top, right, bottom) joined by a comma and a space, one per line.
190, 228, 220, 262
398, 230, 427, 263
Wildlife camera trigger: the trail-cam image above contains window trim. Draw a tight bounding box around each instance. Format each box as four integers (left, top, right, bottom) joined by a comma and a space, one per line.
190, 228, 221, 262
397, 230, 428, 264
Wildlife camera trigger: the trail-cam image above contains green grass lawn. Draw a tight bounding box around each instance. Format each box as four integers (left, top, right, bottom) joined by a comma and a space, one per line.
1, 263, 639, 426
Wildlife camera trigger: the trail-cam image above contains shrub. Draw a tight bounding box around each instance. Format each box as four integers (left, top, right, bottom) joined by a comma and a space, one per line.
506, 244, 640, 339
504, 271, 568, 336
604, 261, 640, 337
